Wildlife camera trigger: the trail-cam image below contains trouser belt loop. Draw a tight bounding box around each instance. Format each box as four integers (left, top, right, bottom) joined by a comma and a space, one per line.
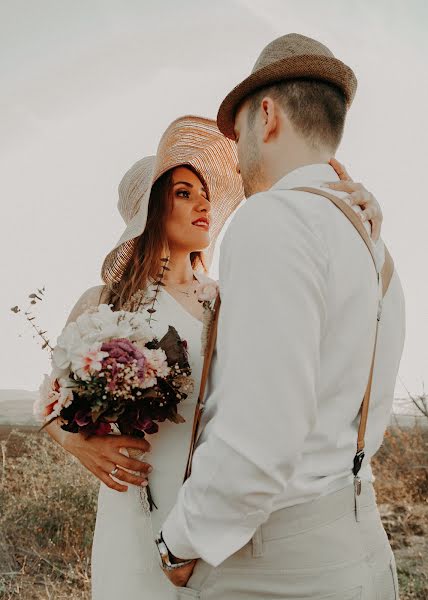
251, 526, 263, 558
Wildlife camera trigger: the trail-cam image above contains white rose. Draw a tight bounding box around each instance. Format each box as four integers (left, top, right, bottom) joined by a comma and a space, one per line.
53, 322, 83, 370
197, 281, 219, 303
128, 312, 156, 343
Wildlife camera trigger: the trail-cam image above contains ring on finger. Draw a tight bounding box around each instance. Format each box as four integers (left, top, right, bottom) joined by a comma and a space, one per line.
110, 466, 119, 476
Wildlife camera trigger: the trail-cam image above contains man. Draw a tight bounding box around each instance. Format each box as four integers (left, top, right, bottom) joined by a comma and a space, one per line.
158, 33, 405, 598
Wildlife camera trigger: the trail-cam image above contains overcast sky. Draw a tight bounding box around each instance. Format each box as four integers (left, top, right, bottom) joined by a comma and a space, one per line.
1, 0, 427, 396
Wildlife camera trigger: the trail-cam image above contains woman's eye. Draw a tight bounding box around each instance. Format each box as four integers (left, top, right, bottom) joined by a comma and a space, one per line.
176, 190, 190, 199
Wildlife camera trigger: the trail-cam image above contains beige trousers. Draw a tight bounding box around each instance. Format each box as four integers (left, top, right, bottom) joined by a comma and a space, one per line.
177, 482, 399, 599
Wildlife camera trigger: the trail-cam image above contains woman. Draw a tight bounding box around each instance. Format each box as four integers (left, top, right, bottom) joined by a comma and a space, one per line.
46, 115, 383, 599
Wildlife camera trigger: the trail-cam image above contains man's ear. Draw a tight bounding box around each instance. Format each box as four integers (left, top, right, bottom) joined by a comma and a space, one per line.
260, 96, 279, 143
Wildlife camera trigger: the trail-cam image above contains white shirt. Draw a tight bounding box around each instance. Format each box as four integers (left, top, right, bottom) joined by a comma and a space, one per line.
162, 164, 406, 567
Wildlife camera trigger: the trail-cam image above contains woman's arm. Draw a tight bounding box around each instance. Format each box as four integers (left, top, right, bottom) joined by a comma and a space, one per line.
45, 286, 151, 492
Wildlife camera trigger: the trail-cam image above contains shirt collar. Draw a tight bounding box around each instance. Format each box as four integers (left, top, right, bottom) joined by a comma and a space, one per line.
271, 163, 340, 192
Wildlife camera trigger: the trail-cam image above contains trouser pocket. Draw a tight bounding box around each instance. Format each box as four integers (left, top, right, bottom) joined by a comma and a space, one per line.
176, 559, 216, 598
389, 554, 400, 600
176, 587, 200, 599
374, 554, 399, 600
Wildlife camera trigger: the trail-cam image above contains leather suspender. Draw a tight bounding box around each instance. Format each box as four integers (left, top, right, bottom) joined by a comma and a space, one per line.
292, 187, 394, 481
183, 186, 395, 485
183, 295, 221, 481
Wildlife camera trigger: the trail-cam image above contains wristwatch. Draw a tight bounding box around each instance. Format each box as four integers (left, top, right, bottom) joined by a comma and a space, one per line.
155, 531, 194, 571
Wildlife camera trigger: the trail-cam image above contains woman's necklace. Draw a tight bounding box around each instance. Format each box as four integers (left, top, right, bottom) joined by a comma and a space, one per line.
165, 275, 198, 298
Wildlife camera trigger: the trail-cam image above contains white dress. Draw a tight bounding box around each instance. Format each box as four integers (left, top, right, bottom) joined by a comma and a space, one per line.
91, 283, 204, 599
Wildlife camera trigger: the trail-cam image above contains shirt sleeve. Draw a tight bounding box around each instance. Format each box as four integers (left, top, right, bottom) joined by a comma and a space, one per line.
162, 192, 329, 566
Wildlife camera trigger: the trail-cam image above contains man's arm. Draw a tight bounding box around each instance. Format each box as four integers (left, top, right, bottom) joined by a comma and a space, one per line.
162, 192, 329, 566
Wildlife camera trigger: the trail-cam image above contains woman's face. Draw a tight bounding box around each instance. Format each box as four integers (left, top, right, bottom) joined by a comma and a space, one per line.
165, 166, 211, 253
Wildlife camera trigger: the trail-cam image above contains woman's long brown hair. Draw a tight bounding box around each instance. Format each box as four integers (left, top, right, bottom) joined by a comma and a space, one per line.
107, 167, 207, 310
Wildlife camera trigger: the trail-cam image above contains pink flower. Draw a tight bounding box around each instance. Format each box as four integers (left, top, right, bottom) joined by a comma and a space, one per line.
80, 346, 108, 375
141, 347, 170, 388
35, 374, 73, 421
197, 280, 219, 303
35, 375, 59, 419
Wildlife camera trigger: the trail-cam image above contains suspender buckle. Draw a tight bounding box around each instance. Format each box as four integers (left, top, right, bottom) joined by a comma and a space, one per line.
352, 449, 365, 477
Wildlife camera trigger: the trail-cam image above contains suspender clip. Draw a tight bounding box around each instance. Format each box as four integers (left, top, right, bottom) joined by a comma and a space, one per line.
352, 449, 365, 477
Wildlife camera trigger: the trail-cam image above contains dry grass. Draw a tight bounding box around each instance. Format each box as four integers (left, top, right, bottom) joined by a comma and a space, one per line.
372, 424, 428, 600
0, 429, 97, 599
372, 424, 428, 504
0, 424, 427, 599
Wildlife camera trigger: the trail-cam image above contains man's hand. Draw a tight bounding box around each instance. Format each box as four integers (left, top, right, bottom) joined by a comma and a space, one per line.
162, 559, 197, 587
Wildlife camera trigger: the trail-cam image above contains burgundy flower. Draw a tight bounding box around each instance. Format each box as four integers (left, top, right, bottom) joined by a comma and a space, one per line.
93, 421, 112, 435
101, 338, 146, 379
74, 409, 91, 426
80, 420, 112, 436
135, 415, 159, 435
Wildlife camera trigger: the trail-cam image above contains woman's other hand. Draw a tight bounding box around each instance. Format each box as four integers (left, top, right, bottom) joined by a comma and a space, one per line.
326, 158, 383, 242
46, 419, 151, 492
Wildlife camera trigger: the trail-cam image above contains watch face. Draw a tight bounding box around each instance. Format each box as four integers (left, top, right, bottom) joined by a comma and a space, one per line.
156, 538, 170, 566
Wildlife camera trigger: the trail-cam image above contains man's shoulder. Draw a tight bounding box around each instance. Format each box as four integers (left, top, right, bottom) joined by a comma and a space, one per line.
236, 187, 333, 220
226, 187, 330, 245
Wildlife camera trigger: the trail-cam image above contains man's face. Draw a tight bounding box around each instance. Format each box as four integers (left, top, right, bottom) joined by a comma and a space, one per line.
233, 101, 265, 198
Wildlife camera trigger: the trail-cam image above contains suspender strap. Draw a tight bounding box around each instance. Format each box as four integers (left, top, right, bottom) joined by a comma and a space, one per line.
183, 295, 221, 482
382, 245, 394, 296
292, 186, 394, 477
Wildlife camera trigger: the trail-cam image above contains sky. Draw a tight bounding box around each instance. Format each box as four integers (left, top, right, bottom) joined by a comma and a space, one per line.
0, 0, 427, 395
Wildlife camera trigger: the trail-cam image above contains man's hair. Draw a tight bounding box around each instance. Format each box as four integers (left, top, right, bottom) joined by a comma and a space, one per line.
247, 78, 347, 151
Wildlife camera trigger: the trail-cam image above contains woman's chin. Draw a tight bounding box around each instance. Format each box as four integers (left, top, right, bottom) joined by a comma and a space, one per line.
189, 233, 211, 252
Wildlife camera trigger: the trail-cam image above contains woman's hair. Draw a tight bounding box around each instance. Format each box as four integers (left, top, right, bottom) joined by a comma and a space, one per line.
107, 166, 207, 309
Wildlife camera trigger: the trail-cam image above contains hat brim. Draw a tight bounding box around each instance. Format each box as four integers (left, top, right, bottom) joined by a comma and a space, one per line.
217, 54, 358, 140
101, 116, 245, 284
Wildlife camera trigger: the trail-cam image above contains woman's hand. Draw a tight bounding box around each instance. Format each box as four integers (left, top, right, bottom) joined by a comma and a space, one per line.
63, 432, 152, 492
47, 419, 152, 492
325, 158, 383, 242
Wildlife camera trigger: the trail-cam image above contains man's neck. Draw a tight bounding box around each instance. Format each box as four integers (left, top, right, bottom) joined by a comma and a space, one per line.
266, 141, 333, 189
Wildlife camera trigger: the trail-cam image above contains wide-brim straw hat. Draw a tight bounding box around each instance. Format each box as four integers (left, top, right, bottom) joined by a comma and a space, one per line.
217, 33, 358, 140
101, 115, 244, 284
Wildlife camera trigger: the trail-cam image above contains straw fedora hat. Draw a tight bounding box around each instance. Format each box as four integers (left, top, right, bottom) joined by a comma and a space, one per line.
217, 33, 357, 140
101, 115, 244, 284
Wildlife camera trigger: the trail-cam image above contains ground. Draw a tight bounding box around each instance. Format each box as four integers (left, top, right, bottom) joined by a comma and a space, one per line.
0, 425, 427, 599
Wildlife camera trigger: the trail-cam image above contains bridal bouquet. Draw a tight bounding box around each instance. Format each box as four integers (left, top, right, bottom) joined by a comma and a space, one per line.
30, 302, 193, 513
35, 304, 193, 439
